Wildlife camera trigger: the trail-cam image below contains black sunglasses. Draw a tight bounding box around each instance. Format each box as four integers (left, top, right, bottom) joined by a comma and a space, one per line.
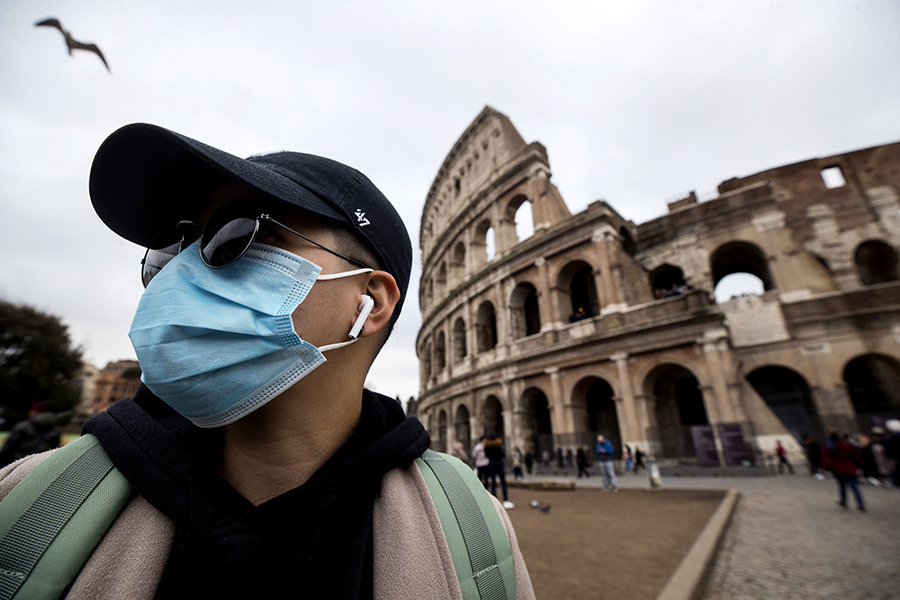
141, 199, 372, 288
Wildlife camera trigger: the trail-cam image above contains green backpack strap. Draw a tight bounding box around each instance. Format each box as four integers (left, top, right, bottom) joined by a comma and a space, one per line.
0, 433, 132, 600
415, 449, 516, 600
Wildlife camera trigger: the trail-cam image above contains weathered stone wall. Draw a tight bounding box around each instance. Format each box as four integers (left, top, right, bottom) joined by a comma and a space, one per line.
417, 106, 900, 467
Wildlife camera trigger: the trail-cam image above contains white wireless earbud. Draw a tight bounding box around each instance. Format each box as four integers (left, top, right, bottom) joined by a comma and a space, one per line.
349, 295, 375, 339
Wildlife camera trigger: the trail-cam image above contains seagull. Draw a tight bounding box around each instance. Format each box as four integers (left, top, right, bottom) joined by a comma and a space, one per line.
34, 18, 111, 72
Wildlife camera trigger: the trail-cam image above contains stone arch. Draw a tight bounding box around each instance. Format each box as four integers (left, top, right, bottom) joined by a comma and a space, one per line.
421, 338, 432, 380
480, 395, 506, 442
435, 262, 448, 299
644, 364, 708, 459
572, 376, 621, 453
650, 263, 688, 298
843, 353, 900, 431
519, 387, 552, 456
710, 240, 775, 302
434, 330, 446, 372
855, 239, 899, 286
436, 409, 448, 453
473, 219, 496, 263
454, 404, 472, 451
506, 194, 533, 242
746, 365, 822, 440
423, 278, 434, 312
475, 301, 498, 353
452, 317, 467, 364
450, 240, 466, 286
557, 260, 600, 322
511, 282, 541, 339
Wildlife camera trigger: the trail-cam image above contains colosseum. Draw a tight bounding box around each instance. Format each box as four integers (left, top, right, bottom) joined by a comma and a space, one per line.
415, 106, 900, 466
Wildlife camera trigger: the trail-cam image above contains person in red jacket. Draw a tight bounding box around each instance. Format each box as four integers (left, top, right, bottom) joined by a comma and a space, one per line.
822, 432, 866, 511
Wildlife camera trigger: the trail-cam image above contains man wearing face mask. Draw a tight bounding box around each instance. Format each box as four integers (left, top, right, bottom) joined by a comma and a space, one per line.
0, 123, 534, 600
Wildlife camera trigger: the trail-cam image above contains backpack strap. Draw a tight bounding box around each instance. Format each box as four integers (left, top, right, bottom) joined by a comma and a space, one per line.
0, 434, 132, 600
415, 449, 516, 600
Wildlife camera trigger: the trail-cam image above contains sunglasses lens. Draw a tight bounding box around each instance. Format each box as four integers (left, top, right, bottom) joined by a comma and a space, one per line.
200, 215, 258, 268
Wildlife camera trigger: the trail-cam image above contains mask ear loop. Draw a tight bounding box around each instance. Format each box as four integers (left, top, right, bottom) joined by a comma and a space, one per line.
318, 294, 375, 352
314, 270, 375, 352
316, 268, 373, 280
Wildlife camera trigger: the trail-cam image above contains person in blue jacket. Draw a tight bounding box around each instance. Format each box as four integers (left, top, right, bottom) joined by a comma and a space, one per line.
595, 434, 618, 492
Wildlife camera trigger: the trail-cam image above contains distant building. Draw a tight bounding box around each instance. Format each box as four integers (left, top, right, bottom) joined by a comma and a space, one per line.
85, 360, 142, 415
416, 106, 900, 465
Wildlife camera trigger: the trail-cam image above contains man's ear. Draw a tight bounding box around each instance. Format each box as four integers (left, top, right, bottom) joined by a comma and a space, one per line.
358, 271, 401, 338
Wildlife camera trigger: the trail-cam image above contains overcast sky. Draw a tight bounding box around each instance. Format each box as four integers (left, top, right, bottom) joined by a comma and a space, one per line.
2, 0, 899, 403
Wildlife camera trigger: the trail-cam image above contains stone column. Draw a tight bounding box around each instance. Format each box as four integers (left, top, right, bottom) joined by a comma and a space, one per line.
446, 404, 457, 452
545, 367, 566, 447
611, 354, 641, 446
699, 331, 734, 423
592, 226, 625, 312
535, 257, 560, 332
632, 394, 663, 456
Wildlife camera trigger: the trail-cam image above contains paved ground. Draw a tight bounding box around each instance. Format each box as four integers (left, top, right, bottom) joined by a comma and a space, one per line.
546, 469, 900, 599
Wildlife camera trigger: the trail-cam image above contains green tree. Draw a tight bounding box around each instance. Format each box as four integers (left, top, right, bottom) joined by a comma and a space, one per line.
0, 301, 84, 426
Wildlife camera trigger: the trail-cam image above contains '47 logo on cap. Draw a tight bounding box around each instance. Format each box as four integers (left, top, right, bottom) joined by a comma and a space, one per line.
354, 209, 371, 227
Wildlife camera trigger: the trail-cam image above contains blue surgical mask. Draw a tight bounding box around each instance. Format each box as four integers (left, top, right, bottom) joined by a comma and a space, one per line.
128, 242, 372, 428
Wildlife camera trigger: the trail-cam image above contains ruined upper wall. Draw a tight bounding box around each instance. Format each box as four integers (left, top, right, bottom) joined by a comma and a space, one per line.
419, 107, 571, 264
421, 106, 525, 239
636, 141, 900, 250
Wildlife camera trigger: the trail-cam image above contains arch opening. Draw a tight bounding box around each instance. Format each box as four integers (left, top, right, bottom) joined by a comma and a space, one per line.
507, 195, 534, 243
436, 410, 448, 453
475, 301, 498, 353
710, 241, 774, 303
434, 331, 446, 372
450, 241, 466, 286
452, 317, 467, 364
650, 264, 689, 299
481, 395, 505, 443
511, 283, 541, 339
647, 365, 708, 460
843, 354, 900, 431
519, 388, 552, 457
747, 366, 821, 441
572, 377, 621, 454
559, 261, 599, 322
855, 240, 899, 286
455, 405, 471, 452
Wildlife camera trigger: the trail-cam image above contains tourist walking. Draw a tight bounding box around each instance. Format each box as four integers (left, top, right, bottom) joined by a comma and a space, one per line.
595, 435, 618, 491
472, 437, 490, 488
484, 432, 514, 509
512, 447, 525, 480
576, 445, 590, 478
823, 432, 865, 511
802, 434, 823, 478
449, 440, 469, 463
633, 447, 645, 474
775, 440, 794, 475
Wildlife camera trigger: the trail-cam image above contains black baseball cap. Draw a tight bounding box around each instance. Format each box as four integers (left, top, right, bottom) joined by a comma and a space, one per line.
89, 123, 412, 312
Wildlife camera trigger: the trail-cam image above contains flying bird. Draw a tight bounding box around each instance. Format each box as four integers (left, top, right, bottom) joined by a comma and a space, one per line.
34, 18, 111, 72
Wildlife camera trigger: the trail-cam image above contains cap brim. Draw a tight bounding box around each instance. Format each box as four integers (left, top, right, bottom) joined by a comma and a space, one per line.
89, 123, 346, 247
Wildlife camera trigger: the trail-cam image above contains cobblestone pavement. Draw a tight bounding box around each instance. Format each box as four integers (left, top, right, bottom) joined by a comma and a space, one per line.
563, 471, 900, 599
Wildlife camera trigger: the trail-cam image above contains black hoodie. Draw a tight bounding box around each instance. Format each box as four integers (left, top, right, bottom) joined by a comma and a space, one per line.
82, 385, 430, 600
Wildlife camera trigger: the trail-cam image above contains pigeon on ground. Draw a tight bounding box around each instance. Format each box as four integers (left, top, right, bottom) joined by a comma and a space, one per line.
35, 18, 110, 72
